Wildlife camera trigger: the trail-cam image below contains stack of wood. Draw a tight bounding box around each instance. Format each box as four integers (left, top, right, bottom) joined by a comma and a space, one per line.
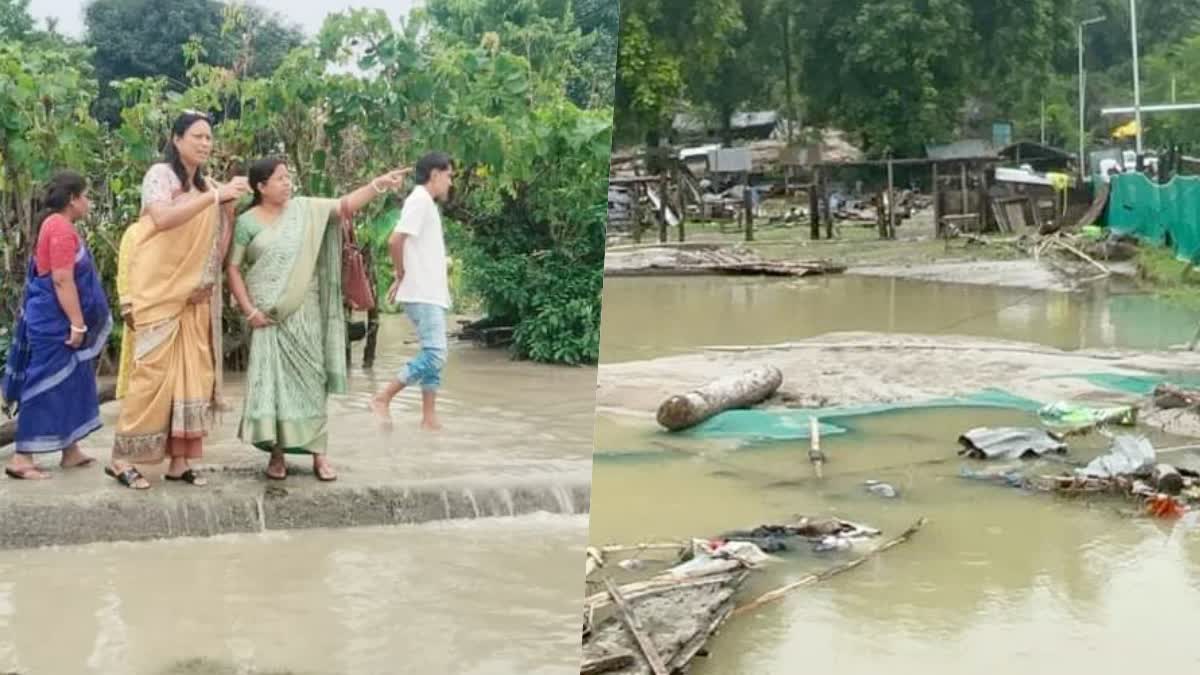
604, 245, 845, 278
1032, 232, 1111, 279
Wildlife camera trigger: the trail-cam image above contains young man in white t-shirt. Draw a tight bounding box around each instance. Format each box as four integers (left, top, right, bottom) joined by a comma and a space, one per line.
371, 152, 454, 430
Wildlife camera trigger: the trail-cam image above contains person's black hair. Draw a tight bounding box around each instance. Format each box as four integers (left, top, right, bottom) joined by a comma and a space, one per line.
246, 157, 288, 211
34, 170, 88, 230
163, 111, 213, 193
414, 152, 453, 185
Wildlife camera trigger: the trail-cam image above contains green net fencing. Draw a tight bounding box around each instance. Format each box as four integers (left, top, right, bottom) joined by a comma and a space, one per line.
684, 388, 1045, 444
1105, 172, 1200, 261
1039, 372, 1200, 396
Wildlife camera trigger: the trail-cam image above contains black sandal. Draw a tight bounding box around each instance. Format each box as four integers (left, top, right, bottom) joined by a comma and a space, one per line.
5, 466, 48, 480
105, 465, 149, 490
165, 469, 208, 486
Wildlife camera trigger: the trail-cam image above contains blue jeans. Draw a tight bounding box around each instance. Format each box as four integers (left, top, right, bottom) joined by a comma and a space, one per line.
400, 302, 447, 392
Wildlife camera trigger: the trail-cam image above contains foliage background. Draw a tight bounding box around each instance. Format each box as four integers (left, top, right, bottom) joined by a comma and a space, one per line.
0, 0, 615, 366
615, 0, 1200, 158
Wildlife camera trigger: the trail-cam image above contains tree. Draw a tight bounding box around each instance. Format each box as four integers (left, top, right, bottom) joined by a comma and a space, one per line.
570, 0, 619, 108
614, 0, 743, 144
798, 0, 973, 156
84, 0, 302, 124
0, 0, 33, 41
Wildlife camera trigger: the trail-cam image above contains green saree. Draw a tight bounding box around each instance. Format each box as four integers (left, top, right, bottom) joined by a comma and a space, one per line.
230, 197, 347, 455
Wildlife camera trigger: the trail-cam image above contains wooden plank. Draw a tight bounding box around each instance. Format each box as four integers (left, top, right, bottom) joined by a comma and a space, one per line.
814, 156, 1003, 168
603, 576, 670, 675
581, 652, 636, 675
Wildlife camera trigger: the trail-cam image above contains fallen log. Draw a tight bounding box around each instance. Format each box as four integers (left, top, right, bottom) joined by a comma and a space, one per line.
732, 517, 928, 617
1, 381, 117, 448
656, 365, 783, 432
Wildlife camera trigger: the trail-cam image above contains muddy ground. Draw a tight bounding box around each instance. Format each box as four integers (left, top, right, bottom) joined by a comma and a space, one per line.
596, 332, 1200, 438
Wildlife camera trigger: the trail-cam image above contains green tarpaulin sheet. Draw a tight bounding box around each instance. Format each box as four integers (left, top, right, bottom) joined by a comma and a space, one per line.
685, 388, 1044, 444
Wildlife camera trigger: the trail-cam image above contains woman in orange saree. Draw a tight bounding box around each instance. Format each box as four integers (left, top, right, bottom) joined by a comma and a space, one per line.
106, 112, 249, 489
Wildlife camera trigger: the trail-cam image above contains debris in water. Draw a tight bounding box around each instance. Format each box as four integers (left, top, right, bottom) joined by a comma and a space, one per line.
1038, 401, 1137, 433
1076, 435, 1155, 479
618, 559, 646, 572
582, 514, 919, 675
958, 427, 1068, 460
1147, 494, 1186, 519
959, 465, 1028, 488
865, 480, 899, 498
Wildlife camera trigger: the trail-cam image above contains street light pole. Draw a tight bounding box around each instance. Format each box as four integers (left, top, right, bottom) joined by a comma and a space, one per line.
1130, 0, 1144, 161
1078, 16, 1105, 177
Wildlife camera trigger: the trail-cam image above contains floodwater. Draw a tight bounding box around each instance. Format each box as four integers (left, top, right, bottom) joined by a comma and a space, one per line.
2, 313, 597, 673
86, 312, 598, 484
0, 514, 587, 675
591, 275, 1200, 674
599, 275, 1199, 363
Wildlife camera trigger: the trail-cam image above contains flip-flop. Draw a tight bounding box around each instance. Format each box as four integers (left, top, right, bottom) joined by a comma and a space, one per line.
265, 465, 287, 481
5, 466, 48, 480
164, 469, 208, 486
105, 465, 149, 489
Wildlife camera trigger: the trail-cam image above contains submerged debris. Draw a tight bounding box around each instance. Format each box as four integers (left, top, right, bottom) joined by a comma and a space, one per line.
1075, 435, 1155, 479
958, 427, 1068, 460
716, 517, 881, 554
581, 515, 922, 675
865, 480, 899, 499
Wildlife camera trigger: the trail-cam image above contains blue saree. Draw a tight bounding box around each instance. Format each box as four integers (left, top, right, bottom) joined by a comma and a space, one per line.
1, 241, 113, 453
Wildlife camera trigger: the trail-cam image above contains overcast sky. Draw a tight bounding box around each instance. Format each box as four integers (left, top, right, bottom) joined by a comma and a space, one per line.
29, 0, 422, 39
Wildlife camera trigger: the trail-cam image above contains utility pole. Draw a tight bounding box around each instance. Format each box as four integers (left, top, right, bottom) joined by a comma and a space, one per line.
1131, 0, 1144, 164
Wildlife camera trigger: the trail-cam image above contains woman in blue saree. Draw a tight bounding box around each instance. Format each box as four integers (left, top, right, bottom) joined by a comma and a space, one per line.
1, 171, 113, 479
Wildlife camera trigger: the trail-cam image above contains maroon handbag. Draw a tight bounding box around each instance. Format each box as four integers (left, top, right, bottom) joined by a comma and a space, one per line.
339, 199, 376, 311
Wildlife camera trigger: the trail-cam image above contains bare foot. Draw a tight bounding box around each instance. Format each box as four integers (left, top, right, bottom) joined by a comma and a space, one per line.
420, 418, 443, 432
370, 395, 392, 419
60, 445, 95, 469
370, 396, 395, 430
313, 455, 337, 482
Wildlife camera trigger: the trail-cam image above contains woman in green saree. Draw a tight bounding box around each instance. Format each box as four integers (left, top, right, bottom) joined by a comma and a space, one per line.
226, 158, 409, 481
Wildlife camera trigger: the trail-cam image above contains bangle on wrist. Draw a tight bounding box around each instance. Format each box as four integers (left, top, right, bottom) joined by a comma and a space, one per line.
371, 179, 386, 194
246, 309, 261, 321
70, 324, 87, 334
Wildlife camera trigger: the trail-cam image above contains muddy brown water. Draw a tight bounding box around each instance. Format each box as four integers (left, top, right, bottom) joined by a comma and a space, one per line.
0, 314, 597, 673
592, 275, 1200, 674
599, 275, 1198, 364
0, 515, 586, 674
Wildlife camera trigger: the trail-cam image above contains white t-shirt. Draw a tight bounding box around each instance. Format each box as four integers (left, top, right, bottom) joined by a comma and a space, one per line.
392, 185, 450, 309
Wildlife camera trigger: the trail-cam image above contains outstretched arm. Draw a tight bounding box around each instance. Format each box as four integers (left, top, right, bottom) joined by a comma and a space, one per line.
339, 167, 412, 215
